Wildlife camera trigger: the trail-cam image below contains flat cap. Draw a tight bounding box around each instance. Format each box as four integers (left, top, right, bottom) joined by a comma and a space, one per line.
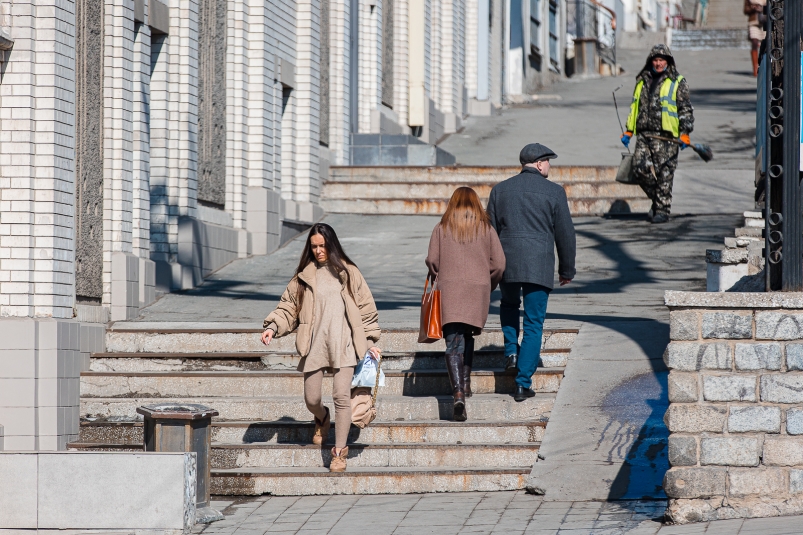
519, 143, 558, 165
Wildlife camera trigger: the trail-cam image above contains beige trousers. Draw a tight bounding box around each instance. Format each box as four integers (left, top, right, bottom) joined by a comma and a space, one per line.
303, 366, 354, 449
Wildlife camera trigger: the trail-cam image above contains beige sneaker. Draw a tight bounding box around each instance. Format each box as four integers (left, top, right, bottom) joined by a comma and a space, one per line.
330, 446, 348, 472
312, 407, 330, 446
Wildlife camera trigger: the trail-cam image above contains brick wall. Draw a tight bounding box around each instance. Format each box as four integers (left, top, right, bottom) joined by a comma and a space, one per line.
0, 0, 77, 319
664, 291, 803, 523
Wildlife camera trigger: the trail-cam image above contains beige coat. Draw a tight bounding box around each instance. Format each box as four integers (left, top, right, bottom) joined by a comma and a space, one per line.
263, 262, 381, 370
426, 224, 506, 331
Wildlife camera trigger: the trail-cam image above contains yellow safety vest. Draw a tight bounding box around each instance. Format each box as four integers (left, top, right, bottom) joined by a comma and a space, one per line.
626, 75, 684, 137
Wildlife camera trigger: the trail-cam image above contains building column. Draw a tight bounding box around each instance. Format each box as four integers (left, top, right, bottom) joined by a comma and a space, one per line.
329, 0, 352, 165
103, 0, 138, 319
293, 0, 322, 201
226, 0, 248, 231
358, 0, 382, 132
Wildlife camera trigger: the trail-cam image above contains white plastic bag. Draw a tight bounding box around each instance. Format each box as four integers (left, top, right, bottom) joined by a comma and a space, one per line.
351, 350, 385, 388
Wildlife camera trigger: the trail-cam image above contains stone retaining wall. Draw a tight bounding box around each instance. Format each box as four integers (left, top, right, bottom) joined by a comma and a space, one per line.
664, 291, 803, 523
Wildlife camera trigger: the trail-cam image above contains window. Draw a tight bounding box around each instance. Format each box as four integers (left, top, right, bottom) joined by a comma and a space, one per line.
530, 0, 541, 56
548, 0, 559, 70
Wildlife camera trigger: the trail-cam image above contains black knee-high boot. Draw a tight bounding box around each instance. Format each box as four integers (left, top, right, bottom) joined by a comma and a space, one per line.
463, 337, 474, 398
445, 353, 467, 421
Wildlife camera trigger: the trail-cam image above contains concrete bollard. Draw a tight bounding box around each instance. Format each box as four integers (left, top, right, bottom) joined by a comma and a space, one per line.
137, 403, 222, 524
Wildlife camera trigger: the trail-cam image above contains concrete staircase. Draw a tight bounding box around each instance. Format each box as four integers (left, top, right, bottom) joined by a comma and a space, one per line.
670, 0, 748, 50
69, 323, 578, 495
671, 28, 748, 50
704, 0, 746, 29
321, 166, 650, 216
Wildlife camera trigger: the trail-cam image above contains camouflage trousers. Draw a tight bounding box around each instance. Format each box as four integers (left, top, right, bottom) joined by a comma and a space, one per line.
632, 133, 679, 216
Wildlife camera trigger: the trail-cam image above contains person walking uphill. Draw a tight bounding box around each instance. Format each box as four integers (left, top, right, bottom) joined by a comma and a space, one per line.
621, 44, 694, 224
260, 223, 381, 473
487, 143, 575, 402
426, 187, 506, 421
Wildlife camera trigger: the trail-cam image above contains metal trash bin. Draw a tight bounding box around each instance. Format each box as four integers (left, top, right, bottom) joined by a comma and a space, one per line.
137, 403, 223, 523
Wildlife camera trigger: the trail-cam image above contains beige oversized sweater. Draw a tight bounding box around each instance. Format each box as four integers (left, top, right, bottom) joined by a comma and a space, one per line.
267, 263, 358, 373
303, 264, 357, 372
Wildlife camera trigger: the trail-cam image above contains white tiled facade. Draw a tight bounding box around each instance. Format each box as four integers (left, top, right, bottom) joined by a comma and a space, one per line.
0, 0, 566, 450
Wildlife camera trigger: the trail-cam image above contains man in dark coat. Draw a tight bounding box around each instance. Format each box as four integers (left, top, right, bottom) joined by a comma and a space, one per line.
621, 44, 694, 224
487, 143, 576, 401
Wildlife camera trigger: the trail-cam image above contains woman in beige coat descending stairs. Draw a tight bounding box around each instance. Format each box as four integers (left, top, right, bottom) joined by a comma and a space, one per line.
260, 223, 381, 472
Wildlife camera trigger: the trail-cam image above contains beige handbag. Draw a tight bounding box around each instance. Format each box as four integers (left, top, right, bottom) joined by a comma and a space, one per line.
351, 351, 382, 429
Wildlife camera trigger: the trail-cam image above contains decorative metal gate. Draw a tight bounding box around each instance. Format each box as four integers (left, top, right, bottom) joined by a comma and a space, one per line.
760, 1, 803, 290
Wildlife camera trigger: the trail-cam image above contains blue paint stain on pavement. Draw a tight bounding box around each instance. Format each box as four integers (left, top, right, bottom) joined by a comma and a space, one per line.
602, 371, 669, 500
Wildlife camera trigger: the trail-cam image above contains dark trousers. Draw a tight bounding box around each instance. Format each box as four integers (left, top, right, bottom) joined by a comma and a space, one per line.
632, 134, 679, 216
443, 322, 475, 368
499, 282, 550, 389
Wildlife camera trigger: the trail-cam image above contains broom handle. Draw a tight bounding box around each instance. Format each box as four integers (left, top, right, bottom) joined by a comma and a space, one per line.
642, 133, 683, 145
612, 87, 631, 154
644, 134, 700, 154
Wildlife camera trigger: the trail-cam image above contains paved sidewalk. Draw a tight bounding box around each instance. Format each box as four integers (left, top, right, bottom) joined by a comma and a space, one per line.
438, 48, 757, 217
196, 492, 803, 534
130, 213, 740, 328
527, 321, 668, 501
439, 49, 756, 171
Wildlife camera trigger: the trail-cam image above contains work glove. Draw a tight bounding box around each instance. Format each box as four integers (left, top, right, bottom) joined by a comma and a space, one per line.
679, 134, 691, 150
621, 132, 632, 148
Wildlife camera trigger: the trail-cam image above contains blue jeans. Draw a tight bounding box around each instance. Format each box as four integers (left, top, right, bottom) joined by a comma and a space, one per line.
499, 282, 550, 389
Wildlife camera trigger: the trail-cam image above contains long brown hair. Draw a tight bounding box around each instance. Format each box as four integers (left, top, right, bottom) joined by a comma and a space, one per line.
440, 187, 491, 243
293, 223, 357, 307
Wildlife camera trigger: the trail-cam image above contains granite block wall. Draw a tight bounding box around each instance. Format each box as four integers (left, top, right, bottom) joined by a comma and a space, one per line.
664, 292, 803, 523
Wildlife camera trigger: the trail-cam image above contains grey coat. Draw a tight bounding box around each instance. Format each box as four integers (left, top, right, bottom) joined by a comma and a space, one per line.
486, 167, 576, 289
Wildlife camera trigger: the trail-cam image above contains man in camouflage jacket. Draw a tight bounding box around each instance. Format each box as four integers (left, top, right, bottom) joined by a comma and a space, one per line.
621, 44, 694, 224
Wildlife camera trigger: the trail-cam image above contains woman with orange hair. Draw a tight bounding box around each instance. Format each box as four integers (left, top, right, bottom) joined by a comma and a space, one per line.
425, 187, 506, 421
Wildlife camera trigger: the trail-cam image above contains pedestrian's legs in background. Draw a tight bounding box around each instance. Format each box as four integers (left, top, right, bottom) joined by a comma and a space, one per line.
632, 135, 658, 217
751, 38, 761, 77
331, 366, 354, 450
633, 135, 678, 219
650, 138, 679, 217
516, 284, 550, 390
443, 323, 467, 421
500, 282, 522, 368
463, 332, 475, 397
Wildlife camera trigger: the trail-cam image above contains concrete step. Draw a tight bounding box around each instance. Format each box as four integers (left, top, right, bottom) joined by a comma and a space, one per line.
321, 198, 652, 216
327, 165, 618, 184
68, 442, 143, 452
104, 324, 579, 354
210, 442, 539, 469
78, 419, 547, 444
66, 441, 540, 469
322, 165, 649, 216
210, 466, 530, 495
79, 368, 564, 398
81, 393, 556, 422
321, 181, 645, 202
704, 0, 745, 28
736, 227, 762, 238
671, 29, 749, 50
88, 348, 570, 373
